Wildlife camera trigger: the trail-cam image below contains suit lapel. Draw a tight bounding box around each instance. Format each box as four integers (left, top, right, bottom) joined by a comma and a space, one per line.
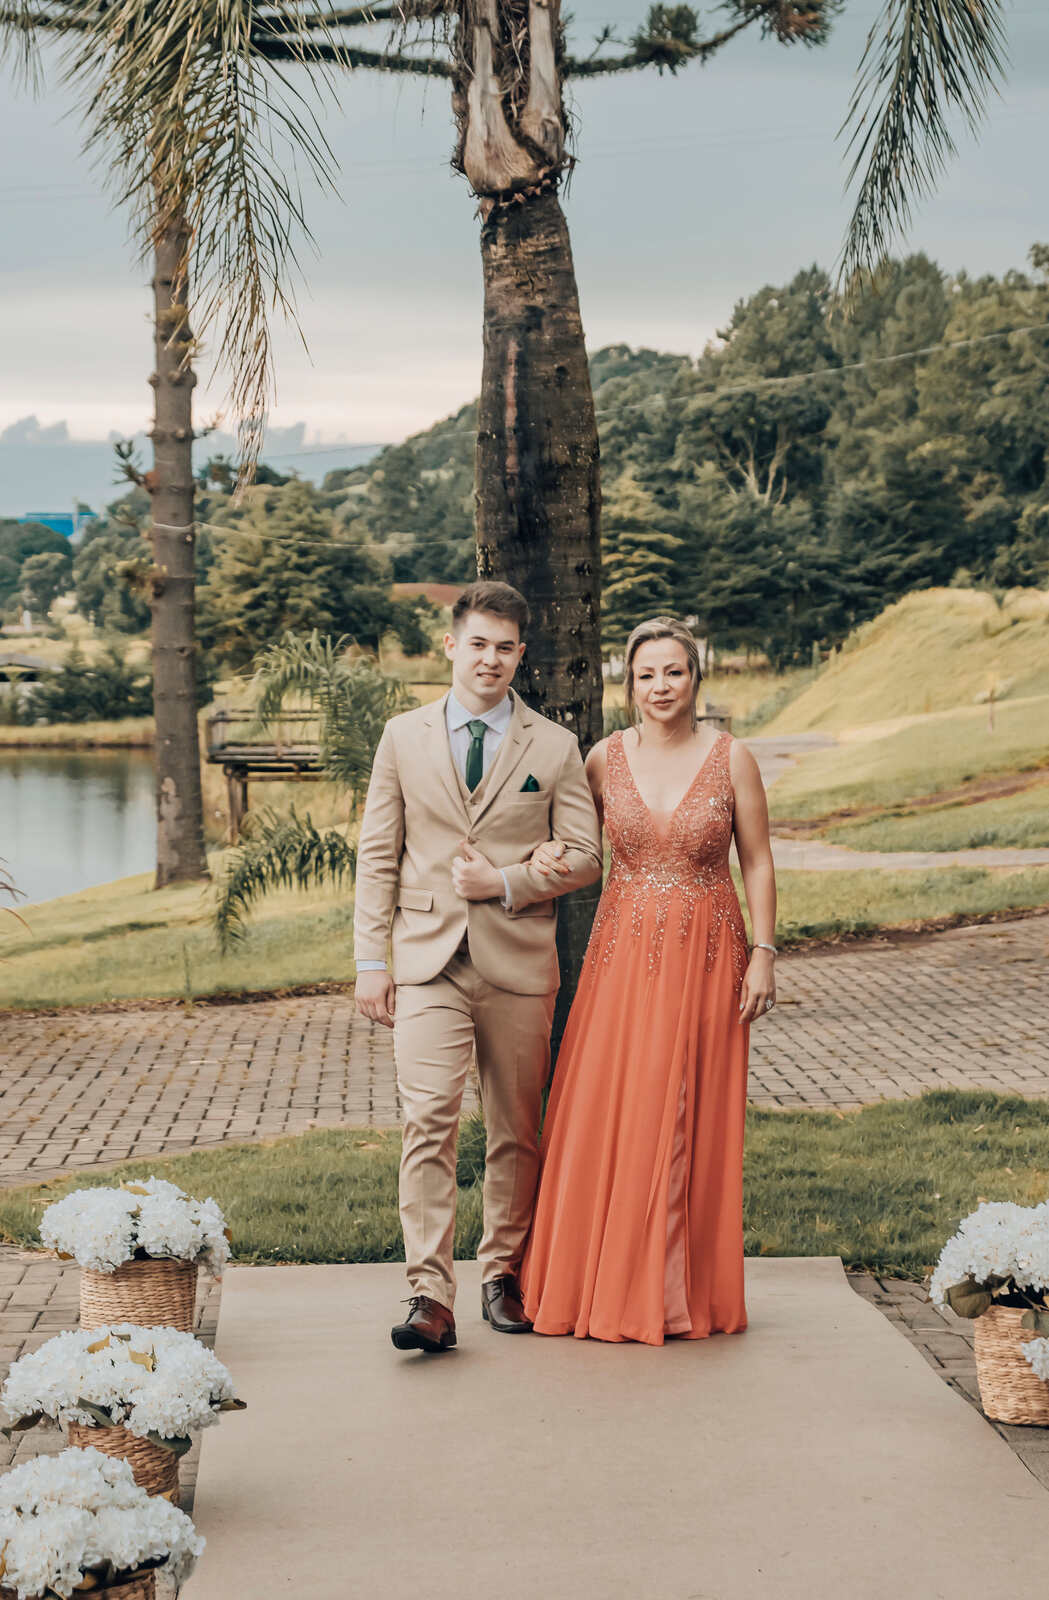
423, 695, 471, 825
470, 691, 535, 824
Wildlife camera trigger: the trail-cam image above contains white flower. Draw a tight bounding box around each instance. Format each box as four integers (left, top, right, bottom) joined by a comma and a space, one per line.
0, 1448, 203, 1599
1022, 1336, 1049, 1383
40, 1178, 231, 1274
930, 1200, 1049, 1307
2, 1324, 238, 1442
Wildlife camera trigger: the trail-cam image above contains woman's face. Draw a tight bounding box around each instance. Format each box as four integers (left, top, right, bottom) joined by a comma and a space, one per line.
631, 638, 694, 729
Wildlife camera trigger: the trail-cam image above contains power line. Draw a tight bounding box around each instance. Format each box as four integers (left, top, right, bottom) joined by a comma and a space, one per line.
181, 314, 1049, 550
257, 315, 1049, 463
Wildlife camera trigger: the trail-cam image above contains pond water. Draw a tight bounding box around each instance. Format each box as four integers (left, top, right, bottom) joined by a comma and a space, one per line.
0, 749, 156, 906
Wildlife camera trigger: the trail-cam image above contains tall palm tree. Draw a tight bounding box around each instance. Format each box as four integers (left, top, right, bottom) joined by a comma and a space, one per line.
840, 0, 1007, 283
1, 0, 338, 885
257, 0, 836, 1019
256, 0, 836, 753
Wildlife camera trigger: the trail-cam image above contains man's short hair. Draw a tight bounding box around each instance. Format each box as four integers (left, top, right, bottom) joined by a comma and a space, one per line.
451, 581, 530, 638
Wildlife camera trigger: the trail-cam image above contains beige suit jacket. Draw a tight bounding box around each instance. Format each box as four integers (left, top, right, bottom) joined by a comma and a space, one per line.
353, 690, 603, 994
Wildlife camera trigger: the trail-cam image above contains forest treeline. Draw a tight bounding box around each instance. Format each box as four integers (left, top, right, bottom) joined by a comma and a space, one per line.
330, 248, 1049, 663
8, 248, 1048, 675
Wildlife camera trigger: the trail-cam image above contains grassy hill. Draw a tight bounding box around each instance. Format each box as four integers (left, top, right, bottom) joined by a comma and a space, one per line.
764, 588, 1049, 736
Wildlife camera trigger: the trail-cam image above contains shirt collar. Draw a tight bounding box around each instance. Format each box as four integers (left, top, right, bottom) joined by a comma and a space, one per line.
446, 690, 513, 733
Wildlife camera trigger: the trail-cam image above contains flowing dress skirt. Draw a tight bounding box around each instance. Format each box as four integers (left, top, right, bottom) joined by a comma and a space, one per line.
521, 886, 749, 1346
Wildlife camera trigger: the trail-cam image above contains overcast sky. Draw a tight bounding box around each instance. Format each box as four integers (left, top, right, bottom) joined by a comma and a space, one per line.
0, 1, 1045, 511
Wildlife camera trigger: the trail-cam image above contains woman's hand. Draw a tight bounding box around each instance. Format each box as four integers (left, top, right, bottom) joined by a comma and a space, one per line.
529, 838, 572, 879
739, 949, 776, 1024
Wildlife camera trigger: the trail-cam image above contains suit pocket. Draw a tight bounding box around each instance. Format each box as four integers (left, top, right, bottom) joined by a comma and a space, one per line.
397, 887, 434, 912
514, 899, 555, 918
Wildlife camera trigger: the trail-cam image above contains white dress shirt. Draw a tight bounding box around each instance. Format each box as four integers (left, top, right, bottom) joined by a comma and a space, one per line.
357, 692, 515, 972
444, 689, 513, 778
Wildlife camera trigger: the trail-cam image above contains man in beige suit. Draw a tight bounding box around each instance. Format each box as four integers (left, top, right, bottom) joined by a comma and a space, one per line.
354, 581, 603, 1353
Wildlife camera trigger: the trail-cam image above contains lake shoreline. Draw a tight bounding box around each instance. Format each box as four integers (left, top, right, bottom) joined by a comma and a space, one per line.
0, 720, 155, 750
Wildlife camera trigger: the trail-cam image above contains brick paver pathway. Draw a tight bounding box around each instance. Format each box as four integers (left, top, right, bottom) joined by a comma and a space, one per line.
2, 917, 1047, 1187
749, 915, 1049, 1107
0, 998, 478, 1187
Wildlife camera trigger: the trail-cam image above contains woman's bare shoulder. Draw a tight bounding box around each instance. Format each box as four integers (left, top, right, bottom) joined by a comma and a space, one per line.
585, 735, 612, 773
726, 734, 759, 777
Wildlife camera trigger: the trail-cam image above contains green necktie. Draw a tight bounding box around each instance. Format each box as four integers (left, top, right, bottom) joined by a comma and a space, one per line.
465, 718, 488, 792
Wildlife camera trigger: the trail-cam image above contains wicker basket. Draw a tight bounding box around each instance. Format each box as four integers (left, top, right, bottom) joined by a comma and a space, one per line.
2, 1573, 155, 1600
973, 1305, 1049, 1425
80, 1257, 198, 1333
67, 1422, 179, 1500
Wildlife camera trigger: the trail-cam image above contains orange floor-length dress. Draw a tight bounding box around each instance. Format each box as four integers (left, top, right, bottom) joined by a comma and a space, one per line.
521, 729, 751, 1346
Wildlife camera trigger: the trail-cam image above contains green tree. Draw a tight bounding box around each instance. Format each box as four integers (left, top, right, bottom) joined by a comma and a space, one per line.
0, 519, 70, 568
601, 472, 683, 646
20, 549, 72, 617
29, 643, 153, 722
0, 554, 21, 609
198, 479, 430, 671
73, 527, 152, 635
697, 497, 852, 669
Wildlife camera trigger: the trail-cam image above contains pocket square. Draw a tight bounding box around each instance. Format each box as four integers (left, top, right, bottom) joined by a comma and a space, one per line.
520, 774, 541, 792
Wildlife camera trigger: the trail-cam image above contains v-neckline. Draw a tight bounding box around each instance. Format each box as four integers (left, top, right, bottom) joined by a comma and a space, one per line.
618, 729, 724, 827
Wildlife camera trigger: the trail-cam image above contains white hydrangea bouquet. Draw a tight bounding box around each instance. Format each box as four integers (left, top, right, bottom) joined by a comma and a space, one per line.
931, 1199, 1049, 1424
930, 1200, 1049, 1322
40, 1179, 230, 1276
0, 1446, 203, 1599
2, 1326, 245, 1460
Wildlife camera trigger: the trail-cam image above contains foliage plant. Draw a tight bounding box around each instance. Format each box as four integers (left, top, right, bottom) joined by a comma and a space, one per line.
25, 646, 153, 725
213, 630, 417, 948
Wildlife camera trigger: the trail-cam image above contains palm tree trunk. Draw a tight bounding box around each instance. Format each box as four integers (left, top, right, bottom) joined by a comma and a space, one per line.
475, 187, 603, 748
149, 212, 209, 888
474, 184, 602, 1043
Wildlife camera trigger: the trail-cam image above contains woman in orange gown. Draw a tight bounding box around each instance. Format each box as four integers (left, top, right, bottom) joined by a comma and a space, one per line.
520, 617, 777, 1345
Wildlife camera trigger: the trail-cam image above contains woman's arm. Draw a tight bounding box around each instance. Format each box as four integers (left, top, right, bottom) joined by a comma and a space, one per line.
584, 737, 608, 831
529, 736, 607, 879
729, 739, 777, 1024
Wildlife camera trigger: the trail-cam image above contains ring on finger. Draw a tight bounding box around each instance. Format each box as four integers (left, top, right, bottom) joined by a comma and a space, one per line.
765, 998, 775, 1011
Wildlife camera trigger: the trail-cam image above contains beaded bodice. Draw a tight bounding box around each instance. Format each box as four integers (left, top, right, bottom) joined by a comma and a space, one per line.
589, 729, 747, 979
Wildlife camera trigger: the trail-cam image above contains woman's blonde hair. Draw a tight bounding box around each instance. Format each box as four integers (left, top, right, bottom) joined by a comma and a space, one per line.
624, 616, 703, 732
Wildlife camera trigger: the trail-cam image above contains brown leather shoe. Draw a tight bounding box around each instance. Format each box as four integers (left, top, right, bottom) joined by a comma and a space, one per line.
481, 1274, 533, 1334
391, 1295, 457, 1353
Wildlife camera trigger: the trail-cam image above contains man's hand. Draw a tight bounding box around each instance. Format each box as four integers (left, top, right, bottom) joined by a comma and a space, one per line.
452, 840, 504, 901
355, 970, 396, 1029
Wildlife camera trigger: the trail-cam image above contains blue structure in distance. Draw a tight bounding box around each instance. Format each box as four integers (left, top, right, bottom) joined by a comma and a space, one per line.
18, 509, 97, 540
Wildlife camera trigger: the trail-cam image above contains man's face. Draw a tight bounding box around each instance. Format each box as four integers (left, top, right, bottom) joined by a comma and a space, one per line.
444, 610, 525, 707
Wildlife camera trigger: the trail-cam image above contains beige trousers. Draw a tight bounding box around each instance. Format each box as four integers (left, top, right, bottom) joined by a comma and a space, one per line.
393, 946, 556, 1310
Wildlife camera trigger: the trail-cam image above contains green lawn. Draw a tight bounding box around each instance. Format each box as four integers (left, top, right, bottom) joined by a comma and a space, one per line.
3, 860, 1048, 1010
767, 866, 1049, 944
0, 866, 358, 1010
766, 587, 1049, 735
2, 1092, 1047, 1279
769, 696, 1049, 820
825, 783, 1049, 853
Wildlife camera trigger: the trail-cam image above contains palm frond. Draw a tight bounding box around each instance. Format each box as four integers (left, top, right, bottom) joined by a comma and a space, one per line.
0, 857, 30, 932
0, 1, 44, 87
840, 0, 1007, 285
214, 806, 356, 950
249, 630, 417, 808
63, 0, 341, 477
